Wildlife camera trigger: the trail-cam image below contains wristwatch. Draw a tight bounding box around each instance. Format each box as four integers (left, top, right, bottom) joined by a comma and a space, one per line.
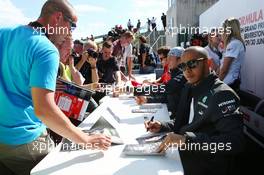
184, 132, 196, 142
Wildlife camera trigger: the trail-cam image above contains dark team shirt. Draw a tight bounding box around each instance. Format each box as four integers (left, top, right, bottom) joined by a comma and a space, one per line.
133, 68, 186, 119
160, 73, 245, 175
96, 55, 120, 84
161, 73, 244, 153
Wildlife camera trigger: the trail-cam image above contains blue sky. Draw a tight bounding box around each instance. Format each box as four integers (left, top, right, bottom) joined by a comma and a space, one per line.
0, 0, 167, 39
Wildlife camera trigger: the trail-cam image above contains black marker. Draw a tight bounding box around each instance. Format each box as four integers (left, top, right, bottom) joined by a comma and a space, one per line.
146, 116, 154, 132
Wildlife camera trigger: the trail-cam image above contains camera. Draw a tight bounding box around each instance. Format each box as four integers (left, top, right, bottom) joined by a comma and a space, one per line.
71, 51, 78, 58
87, 48, 98, 59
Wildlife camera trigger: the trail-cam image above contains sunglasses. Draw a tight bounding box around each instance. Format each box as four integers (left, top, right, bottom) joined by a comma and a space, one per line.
63, 15, 76, 31
50, 6, 77, 31
178, 58, 206, 71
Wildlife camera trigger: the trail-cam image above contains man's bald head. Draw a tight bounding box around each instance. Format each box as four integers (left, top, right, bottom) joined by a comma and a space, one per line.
180, 46, 210, 85
39, 0, 77, 22
37, 0, 77, 47
182, 46, 209, 60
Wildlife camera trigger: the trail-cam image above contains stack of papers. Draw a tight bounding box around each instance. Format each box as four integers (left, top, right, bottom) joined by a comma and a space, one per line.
122, 132, 167, 156
60, 116, 124, 152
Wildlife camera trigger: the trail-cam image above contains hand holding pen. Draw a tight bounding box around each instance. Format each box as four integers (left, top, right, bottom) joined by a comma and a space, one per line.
144, 116, 162, 133
146, 116, 154, 132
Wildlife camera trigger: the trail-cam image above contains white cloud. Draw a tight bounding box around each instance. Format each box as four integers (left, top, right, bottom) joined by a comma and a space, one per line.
74, 4, 106, 15
0, 0, 31, 26
71, 4, 108, 39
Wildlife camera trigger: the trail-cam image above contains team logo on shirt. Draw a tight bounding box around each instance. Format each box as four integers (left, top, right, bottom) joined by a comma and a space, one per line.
198, 101, 208, 109
221, 107, 229, 114
221, 104, 237, 115
202, 96, 208, 103
218, 99, 236, 107
198, 110, 204, 115
198, 96, 208, 109
218, 99, 237, 115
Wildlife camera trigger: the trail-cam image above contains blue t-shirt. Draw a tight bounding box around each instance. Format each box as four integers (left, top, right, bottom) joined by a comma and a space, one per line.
0, 25, 59, 145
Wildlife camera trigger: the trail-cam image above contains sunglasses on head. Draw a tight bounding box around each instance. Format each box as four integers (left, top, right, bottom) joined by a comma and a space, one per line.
178, 58, 206, 71
63, 15, 76, 31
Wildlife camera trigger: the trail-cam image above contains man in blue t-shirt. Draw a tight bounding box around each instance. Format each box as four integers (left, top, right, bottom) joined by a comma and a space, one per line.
0, 1, 111, 174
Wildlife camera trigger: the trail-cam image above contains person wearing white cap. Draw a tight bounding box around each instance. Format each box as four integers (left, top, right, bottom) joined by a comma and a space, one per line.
136, 46, 186, 119
165, 47, 187, 118
167, 47, 185, 58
